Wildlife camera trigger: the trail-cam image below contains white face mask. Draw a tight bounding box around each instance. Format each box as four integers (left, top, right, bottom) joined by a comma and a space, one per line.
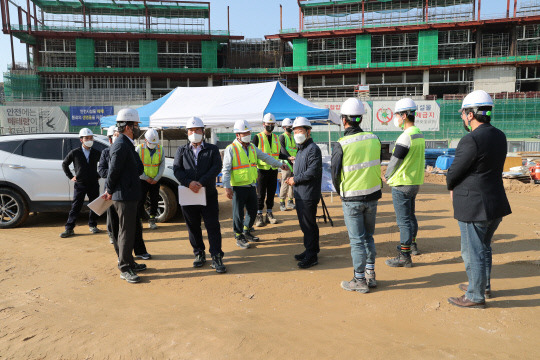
147, 143, 156, 149
240, 135, 251, 144
294, 133, 307, 144
83, 140, 93, 148
112, 135, 118, 143
393, 116, 402, 129
188, 133, 203, 143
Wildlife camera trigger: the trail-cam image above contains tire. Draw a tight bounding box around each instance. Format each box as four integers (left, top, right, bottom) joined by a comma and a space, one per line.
0, 188, 29, 228
144, 185, 177, 223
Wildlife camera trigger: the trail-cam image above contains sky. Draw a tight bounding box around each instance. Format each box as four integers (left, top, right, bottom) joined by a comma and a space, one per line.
0, 0, 513, 82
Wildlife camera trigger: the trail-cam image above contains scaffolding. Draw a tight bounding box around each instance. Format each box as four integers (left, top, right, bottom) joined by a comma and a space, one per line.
516, 0, 540, 17
227, 39, 282, 69
372, 33, 418, 63
517, 65, 540, 91
39, 39, 77, 68
157, 41, 202, 69
481, 32, 510, 57
298, 0, 474, 31
517, 24, 540, 56
307, 36, 355, 66
94, 40, 139, 68
438, 29, 475, 59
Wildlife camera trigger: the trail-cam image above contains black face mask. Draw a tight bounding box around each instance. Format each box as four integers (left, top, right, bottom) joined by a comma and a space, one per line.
265, 125, 275, 133
132, 125, 141, 138
284, 127, 292, 133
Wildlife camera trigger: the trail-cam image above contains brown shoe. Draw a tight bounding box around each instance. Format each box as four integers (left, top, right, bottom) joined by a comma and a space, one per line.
447, 295, 485, 309
458, 283, 492, 299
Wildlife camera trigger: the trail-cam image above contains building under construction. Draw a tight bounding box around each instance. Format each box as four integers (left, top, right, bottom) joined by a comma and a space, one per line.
2, 0, 540, 142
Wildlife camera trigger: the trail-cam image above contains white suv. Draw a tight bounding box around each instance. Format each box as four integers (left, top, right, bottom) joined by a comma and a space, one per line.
0, 133, 180, 228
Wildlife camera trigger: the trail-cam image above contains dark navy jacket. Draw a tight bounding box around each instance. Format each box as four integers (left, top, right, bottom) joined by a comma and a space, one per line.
97, 147, 110, 179
293, 138, 322, 201
62, 146, 101, 185
173, 142, 222, 197
106, 134, 144, 201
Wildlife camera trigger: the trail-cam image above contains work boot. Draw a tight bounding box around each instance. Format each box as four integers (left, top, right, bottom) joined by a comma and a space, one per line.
193, 251, 206, 268
298, 256, 318, 269
211, 254, 227, 274
287, 200, 296, 210
60, 229, 75, 238
411, 242, 420, 255
89, 226, 100, 234
280, 201, 287, 211
385, 251, 413, 268
365, 270, 377, 288
447, 295, 486, 309
243, 231, 259, 242
236, 234, 251, 249
294, 251, 306, 261
131, 262, 147, 272
254, 214, 266, 227
265, 212, 278, 224
148, 217, 158, 230
120, 269, 140, 284
341, 277, 369, 293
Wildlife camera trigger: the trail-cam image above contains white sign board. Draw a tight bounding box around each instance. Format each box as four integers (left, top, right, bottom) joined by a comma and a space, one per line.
0, 106, 69, 134
372, 101, 440, 132
312, 101, 372, 131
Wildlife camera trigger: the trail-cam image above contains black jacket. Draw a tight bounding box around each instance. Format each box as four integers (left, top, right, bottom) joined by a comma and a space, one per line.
97, 147, 110, 179
62, 146, 101, 185
447, 123, 512, 222
106, 134, 144, 201
293, 138, 322, 201
173, 142, 222, 197
331, 126, 382, 202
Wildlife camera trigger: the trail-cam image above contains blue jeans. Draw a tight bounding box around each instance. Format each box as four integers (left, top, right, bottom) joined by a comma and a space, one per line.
342, 200, 378, 275
458, 218, 502, 303
391, 187, 418, 247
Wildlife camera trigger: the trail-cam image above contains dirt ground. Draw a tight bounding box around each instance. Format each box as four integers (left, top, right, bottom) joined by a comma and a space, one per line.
1, 178, 540, 359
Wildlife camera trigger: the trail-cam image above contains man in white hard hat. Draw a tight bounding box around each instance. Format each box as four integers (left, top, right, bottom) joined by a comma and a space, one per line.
253, 113, 288, 227
102, 108, 146, 284
384, 98, 425, 268
98, 125, 119, 244
278, 117, 297, 211
222, 119, 288, 249
173, 117, 226, 273
447, 90, 511, 309
332, 98, 382, 293
136, 128, 164, 233
285, 116, 322, 269
60, 128, 102, 238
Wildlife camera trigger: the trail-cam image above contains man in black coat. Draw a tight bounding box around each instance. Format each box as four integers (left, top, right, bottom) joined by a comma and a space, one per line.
60, 128, 102, 238
285, 117, 322, 269
102, 109, 146, 284
446, 90, 512, 309
98, 125, 119, 245
173, 117, 225, 273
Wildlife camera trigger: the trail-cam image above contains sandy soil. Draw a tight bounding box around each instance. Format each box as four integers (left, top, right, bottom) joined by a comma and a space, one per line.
1, 179, 540, 359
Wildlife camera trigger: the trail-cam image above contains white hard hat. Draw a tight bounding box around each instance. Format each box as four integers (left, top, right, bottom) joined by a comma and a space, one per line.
186, 116, 204, 129
341, 98, 366, 116
145, 128, 160, 144
282, 118, 293, 127
106, 125, 116, 137
460, 90, 494, 112
292, 116, 312, 129
395, 98, 417, 113
79, 128, 93, 137
233, 119, 252, 133
263, 113, 276, 124
116, 108, 141, 123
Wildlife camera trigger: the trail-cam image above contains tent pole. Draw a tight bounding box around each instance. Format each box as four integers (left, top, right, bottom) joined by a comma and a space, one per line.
328, 122, 333, 203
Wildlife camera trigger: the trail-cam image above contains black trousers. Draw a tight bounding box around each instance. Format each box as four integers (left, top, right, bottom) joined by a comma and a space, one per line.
181, 191, 223, 257
65, 181, 100, 230
257, 169, 278, 211
232, 186, 258, 235
113, 200, 138, 272
139, 180, 160, 218
295, 198, 320, 259
107, 205, 119, 252
109, 199, 147, 257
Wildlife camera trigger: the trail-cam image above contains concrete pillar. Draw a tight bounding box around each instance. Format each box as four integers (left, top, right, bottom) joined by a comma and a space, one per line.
298, 74, 304, 97
207, 75, 213, 87
146, 76, 152, 101
360, 72, 367, 85
423, 69, 429, 96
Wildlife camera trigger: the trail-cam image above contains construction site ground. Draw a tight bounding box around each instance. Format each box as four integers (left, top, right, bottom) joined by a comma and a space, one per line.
1, 177, 540, 359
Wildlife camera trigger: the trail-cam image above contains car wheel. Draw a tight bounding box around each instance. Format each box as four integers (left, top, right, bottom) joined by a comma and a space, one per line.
0, 188, 29, 228
144, 185, 178, 223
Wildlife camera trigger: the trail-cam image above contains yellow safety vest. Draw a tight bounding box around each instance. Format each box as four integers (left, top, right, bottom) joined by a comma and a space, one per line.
256, 132, 280, 170
283, 132, 297, 157
228, 140, 258, 186
138, 144, 163, 179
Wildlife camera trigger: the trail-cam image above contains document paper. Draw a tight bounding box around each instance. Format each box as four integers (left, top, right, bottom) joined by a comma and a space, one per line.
178, 186, 206, 206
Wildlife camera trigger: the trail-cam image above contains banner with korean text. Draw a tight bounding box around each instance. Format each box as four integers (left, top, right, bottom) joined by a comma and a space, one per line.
372, 101, 440, 132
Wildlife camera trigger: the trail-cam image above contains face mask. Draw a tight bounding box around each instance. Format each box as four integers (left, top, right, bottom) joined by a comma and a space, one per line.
147, 143, 156, 149
284, 127, 292, 133
112, 135, 118, 143
265, 125, 275, 133
188, 133, 203, 143
294, 133, 307, 144
132, 125, 141, 138
393, 115, 403, 129
240, 135, 251, 144
83, 140, 93, 148
462, 119, 471, 132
